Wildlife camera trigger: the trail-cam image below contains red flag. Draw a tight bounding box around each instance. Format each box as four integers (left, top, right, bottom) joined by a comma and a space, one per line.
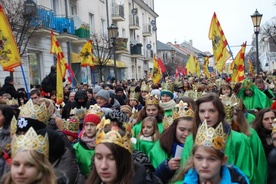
179, 65, 187, 76
157, 58, 166, 73
175, 67, 180, 78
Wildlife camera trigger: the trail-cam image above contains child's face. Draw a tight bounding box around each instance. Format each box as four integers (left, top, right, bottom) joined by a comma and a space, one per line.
129, 99, 138, 106
142, 121, 154, 137
222, 87, 230, 96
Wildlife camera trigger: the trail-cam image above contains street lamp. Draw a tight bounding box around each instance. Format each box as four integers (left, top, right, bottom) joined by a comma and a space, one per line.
251, 9, 263, 75
23, 0, 37, 19
108, 23, 119, 83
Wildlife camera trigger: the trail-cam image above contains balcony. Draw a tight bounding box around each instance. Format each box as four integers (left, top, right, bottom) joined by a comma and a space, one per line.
142, 24, 152, 37
129, 15, 140, 30
130, 43, 142, 58
75, 23, 90, 39
112, 3, 125, 22
115, 37, 128, 54
144, 49, 154, 61
55, 16, 75, 34
30, 5, 56, 31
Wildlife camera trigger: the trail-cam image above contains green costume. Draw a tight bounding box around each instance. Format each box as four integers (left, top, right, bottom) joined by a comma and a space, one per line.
148, 141, 169, 168
247, 128, 267, 184
132, 121, 163, 138
238, 79, 271, 110
135, 138, 155, 158
175, 130, 263, 184
73, 142, 95, 177
245, 112, 255, 125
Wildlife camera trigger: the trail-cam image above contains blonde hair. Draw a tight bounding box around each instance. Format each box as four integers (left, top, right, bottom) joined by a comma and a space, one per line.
138, 116, 160, 141
2, 150, 57, 184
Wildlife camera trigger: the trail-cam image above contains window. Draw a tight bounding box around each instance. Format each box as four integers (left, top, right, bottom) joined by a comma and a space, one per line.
89, 13, 95, 34
122, 28, 125, 38
101, 19, 106, 37
70, 3, 77, 16
28, 52, 42, 85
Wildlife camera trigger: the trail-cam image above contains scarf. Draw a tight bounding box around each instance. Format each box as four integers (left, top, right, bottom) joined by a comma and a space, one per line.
81, 133, 96, 149
159, 99, 176, 111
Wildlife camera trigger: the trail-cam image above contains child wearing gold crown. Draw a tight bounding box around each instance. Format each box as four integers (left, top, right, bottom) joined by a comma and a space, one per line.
132, 94, 164, 138
148, 101, 194, 183
174, 120, 250, 184
1, 127, 56, 184
175, 93, 265, 184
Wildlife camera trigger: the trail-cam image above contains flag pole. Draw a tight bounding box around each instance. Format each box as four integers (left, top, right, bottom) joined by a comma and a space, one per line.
20, 65, 30, 99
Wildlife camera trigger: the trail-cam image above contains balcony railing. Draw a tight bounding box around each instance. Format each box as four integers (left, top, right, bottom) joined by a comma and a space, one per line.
142, 24, 151, 37
55, 16, 75, 34
115, 37, 128, 53
112, 3, 125, 21
130, 43, 142, 56
30, 5, 56, 29
129, 15, 139, 30
75, 23, 90, 39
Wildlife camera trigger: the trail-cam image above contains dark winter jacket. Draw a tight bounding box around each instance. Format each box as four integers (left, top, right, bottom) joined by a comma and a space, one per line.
0, 83, 24, 99
268, 148, 276, 184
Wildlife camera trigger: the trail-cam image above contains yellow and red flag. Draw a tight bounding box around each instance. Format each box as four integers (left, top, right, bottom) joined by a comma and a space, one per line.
231, 42, 246, 82
0, 4, 22, 72
202, 57, 211, 78
50, 31, 67, 104
79, 39, 94, 67
208, 12, 231, 73
152, 55, 162, 84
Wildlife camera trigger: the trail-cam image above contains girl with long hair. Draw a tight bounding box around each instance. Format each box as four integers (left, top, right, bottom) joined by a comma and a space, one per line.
1, 127, 56, 184
175, 93, 264, 184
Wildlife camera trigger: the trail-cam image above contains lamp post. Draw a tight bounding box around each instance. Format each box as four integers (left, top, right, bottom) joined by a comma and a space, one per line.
23, 0, 37, 19
108, 23, 119, 83
251, 9, 263, 75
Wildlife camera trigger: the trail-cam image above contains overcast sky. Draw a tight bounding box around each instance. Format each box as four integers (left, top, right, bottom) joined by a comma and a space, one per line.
154, 0, 276, 57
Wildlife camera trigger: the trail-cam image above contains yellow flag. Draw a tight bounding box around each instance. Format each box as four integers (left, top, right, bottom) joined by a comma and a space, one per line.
186, 53, 197, 75
0, 5, 22, 72
208, 12, 230, 72
79, 39, 94, 67
195, 57, 201, 76
203, 57, 211, 78
152, 55, 162, 84
56, 59, 64, 104
231, 42, 246, 82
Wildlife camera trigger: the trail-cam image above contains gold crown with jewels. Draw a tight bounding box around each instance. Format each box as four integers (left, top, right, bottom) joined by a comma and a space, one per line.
145, 94, 159, 105
57, 116, 79, 134
161, 82, 174, 93
11, 127, 49, 158
220, 94, 242, 121
19, 99, 48, 124
95, 117, 132, 153
172, 100, 194, 120
129, 92, 139, 101
141, 82, 150, 92
6, 98, 19, 106
86, 104, 103, 118
195, 120, 228, 153
70, 106, 87, 120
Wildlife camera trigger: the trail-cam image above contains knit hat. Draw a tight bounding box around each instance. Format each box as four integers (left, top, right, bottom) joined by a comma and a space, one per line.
74, 90, 88, 100
96, 89, 110, 102
93, 86, 103, 94
5, 76, 13, 84
83, 114, 101, 126
120, 105, 132, 116
115, 87, 124, 93
151, 89, 161, 97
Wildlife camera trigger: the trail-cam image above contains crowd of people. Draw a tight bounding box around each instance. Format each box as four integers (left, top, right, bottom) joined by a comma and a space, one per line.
0, 70, 276, 184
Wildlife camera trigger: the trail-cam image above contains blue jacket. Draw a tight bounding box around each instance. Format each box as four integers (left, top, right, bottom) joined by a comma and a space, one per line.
183, 165, 250, 184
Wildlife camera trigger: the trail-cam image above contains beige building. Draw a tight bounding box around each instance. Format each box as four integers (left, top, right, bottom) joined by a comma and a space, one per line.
0, 0, 158, 89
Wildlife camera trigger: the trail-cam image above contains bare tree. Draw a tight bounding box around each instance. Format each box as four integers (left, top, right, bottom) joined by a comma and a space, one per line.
91, 33, 113, 81
0, 0, 39, 57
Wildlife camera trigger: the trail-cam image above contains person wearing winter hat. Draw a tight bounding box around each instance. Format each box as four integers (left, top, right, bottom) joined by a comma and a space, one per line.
0, 76, 24, 100
95, 89, 110, 108
56, 116, 80, 144
120, 105, 133, 118
73, 113, 101, 177
116, 87, 128, 104
159, 82, 176, 120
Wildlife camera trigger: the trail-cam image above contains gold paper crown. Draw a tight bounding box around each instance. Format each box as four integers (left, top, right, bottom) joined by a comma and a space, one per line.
129, 92, 139, 101
172, 100, 194, 120
10, 115, 17, 135
175, 79, 184, 88
145, 94, 159, 105
141, 82, 150, 92
163, 116, 174, 129
242, 79, 254, 90
69, 107, 87, 120
195, 120, 228, 152
161, 82, 174, 93
60, 116, 79, 133
19, 99, 49, 124
220, 94, 242, 121
184, 90, 206, 101
6, 98, 19, 106
95, 117, 132, 153
86, 104, 103, 118
272, 122, 276, 135
11, 127, 49, 158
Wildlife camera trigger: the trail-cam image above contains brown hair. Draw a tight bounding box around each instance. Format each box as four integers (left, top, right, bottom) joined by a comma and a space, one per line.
173, 145, 225, 182
231, 104, 251, 136
252, 108, 276, 134
138, 116, 160, 141
87, 143, 134, 184
159, 117, 193, 157
137, 104, 164, 123
193, 93, 226, 139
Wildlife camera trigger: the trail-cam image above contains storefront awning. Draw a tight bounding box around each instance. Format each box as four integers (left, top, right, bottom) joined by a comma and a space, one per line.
70, 52, 127, 68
